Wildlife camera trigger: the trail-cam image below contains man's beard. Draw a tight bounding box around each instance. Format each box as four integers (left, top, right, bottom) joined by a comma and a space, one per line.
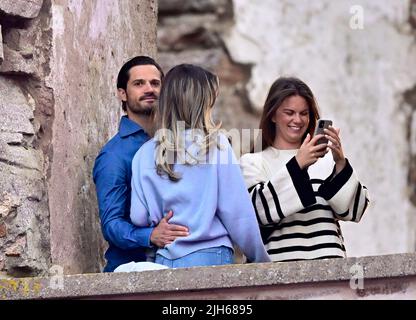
126, 94, 157, 116
128, 105, 154, 116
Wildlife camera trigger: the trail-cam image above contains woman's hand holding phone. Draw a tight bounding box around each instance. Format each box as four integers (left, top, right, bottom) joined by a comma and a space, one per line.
295, 133, 329, 170
296, 120, 346, 172
324, 126, 346, 174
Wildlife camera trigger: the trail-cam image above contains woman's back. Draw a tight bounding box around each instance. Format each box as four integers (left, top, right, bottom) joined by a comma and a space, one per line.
131, 132, 270, 263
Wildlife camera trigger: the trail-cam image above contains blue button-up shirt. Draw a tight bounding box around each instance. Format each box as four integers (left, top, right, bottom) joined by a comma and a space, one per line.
93, 116, 153, 272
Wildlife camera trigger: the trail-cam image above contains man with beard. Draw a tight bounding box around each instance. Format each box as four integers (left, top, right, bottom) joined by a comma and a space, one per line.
93, 56, 189, 272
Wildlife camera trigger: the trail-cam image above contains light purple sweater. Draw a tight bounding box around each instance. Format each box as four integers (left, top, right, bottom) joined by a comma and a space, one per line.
130, 133, 270, 263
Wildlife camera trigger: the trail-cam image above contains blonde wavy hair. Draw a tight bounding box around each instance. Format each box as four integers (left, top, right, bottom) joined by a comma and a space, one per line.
154, 64, 221, 181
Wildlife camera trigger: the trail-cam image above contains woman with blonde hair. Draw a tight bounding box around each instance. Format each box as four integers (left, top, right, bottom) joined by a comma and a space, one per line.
130, 64, 270, 268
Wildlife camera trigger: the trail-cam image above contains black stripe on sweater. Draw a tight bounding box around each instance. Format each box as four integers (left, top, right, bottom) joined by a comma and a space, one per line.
298, 204, 332, 214
251, 188, 261, 223
362, 186, 369, 216
318, 158, 353, 200
258, 183, 274, 224
335, 209, 350, 218
334, 221, 346, 251
277, 255, 344, 262
363, 197, 369, 214
266, 230, 340, 243
286, 156, 316, 207
310, 179, 325, 185
352, 182, 362, 221
335, 220, 346, 251
260, 226, 277, 244
268, 242, 345, 255
267, 181, 285, 220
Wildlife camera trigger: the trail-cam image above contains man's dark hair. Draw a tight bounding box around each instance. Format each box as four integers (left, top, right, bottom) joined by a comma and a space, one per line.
117, 56, 164, 111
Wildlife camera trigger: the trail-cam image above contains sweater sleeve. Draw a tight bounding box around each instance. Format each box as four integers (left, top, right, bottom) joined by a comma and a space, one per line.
216, 137, 271, 263
318, 159, 370, 222
240, 153, 316, 226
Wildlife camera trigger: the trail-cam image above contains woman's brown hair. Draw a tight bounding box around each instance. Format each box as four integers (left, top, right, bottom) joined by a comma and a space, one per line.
259, 77, 321, 150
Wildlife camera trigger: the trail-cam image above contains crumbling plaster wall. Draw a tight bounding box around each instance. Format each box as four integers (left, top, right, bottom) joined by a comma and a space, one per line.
224, 0, 416, 257
1, 0, 158, 276
158, 0, 416, 257
158, 0, 259, 145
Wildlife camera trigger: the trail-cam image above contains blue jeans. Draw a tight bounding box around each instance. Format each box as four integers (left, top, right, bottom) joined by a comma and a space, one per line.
155, 246, 234, 268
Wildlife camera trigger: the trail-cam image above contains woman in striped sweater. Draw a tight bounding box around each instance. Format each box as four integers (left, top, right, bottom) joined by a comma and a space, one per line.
240, 77, 370, 262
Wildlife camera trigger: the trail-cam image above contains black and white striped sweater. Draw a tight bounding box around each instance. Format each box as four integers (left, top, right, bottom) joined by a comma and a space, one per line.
240, 147, 370, 262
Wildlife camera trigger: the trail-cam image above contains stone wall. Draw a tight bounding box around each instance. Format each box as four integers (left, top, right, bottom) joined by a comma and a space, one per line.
158, 0, 260, 149
0, 0, 158, 276
0, 0, 53, 277
406, 0, 416, 208
158, 0, 416, 258
47, 0, 157, 275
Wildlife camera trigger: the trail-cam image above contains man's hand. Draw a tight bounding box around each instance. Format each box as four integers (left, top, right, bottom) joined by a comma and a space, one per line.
150, 211, 189, 248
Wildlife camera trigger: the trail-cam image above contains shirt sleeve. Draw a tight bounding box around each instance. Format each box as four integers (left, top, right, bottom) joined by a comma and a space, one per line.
130, 151, 151, 227
93, 150, 153, 249
240, 153, 316, 226
318, 159, 370, 222
216, 137, 271, 263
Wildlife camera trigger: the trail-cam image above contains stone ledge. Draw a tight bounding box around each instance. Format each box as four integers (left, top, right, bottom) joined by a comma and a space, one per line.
1, 253, 416, 300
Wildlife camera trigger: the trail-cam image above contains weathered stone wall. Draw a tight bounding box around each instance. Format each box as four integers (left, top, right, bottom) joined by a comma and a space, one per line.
158, 0, 416, 257
407, 0, 416, 210
0, 25, 3, 64
158, 0, 260, 147
48, 0, 157, 275
1, 0, 158, 276
225, 0, 416, 258
1, 0, 53, 277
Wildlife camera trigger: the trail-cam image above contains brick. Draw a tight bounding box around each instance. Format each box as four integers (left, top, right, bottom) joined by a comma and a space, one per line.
5, 236, 26, 257
0, 223, 7, 238
0, 0, 43, 19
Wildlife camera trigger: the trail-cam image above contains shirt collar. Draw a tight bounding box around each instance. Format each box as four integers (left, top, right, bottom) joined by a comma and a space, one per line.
119, 115, 146, 138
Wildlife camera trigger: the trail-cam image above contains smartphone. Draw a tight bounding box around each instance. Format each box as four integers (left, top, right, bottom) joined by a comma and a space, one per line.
314, 119, 332, 145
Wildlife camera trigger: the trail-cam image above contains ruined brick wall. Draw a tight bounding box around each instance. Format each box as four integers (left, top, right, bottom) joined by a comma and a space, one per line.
1, 0, 158, 276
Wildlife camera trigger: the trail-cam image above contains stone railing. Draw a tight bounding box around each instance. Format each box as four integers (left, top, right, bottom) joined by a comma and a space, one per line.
1, 253, 415, 300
